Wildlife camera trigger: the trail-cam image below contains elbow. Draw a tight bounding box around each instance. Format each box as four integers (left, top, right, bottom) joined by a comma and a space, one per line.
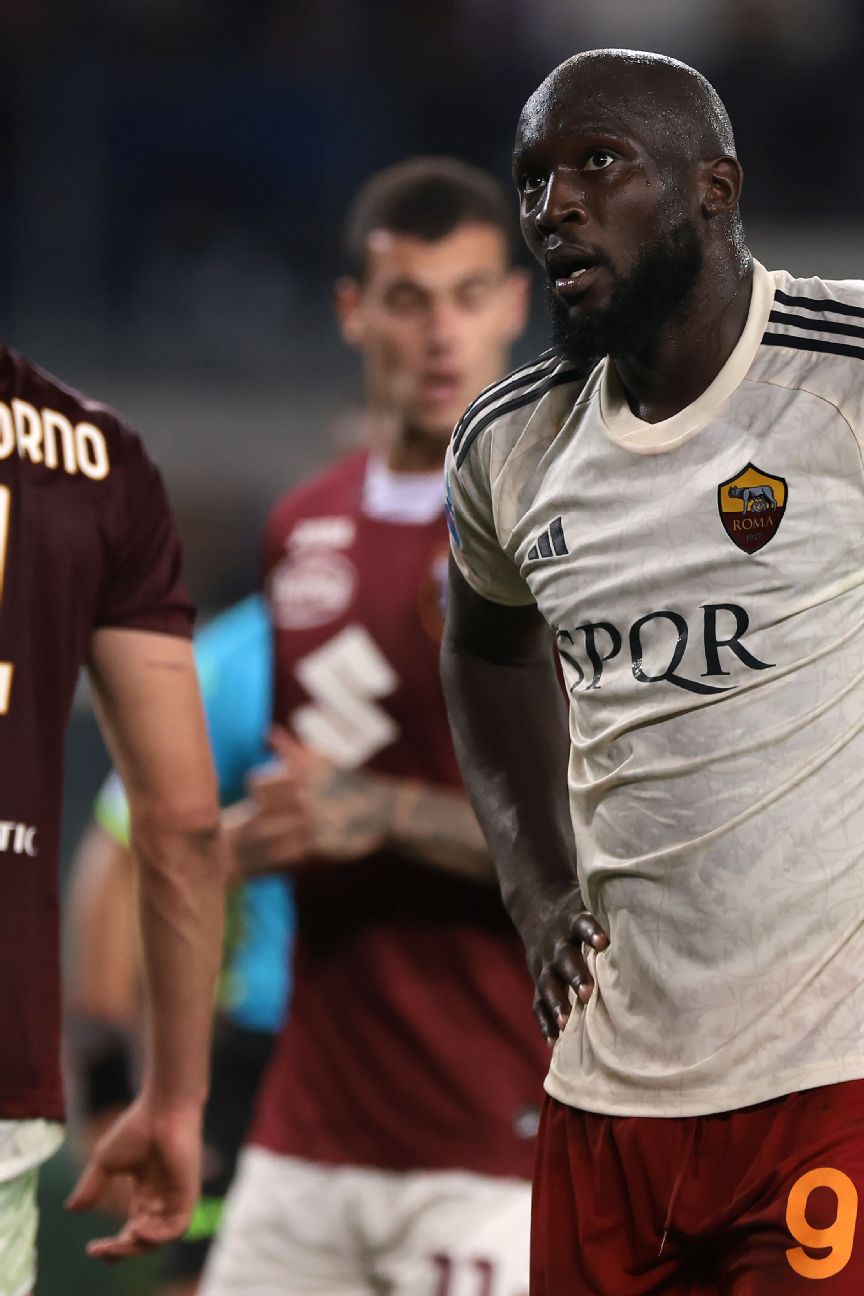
129, 795, 223, 858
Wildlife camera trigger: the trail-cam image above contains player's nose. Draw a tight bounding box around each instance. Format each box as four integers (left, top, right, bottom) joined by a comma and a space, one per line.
534, 170, 589, 237
426, 300, 460, 348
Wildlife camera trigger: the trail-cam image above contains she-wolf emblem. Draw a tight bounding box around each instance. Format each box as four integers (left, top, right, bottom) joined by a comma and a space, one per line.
727, 483, 776, 512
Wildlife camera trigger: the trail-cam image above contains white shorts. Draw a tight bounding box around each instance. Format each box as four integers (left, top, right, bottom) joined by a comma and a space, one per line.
200, 1147, 531, 1296
0, 1166, 38, 1296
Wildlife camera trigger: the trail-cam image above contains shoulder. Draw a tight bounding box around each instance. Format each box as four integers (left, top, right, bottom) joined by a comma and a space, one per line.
757, 270, 864, 410
3, 348, 142, 448
767, 269, 864, 318
450, 349, 595, 476
266, 450, 367, 538
0, 348, 156, 487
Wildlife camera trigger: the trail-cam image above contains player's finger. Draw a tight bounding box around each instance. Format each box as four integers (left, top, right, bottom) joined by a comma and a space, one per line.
571, 910, 609, 950
86, 1231, 160, 1262
237, 815, 312, 870
533, 992, 559, 1046
86, 1211, 182, 1262
537, 967, 572, 1032
65, 1158, 109, 1212
248, 766, 306, 809
553, 941, 595, 1005
267, 726, 306, 765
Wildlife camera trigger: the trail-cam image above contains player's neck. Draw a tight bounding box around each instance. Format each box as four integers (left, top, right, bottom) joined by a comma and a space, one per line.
385, 425, 447, 474
613, 255, 753, 425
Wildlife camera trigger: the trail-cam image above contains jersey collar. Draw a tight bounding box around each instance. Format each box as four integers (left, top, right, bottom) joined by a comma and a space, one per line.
598, 259, 776, 455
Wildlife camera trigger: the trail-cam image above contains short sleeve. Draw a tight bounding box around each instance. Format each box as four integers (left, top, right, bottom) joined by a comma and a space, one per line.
97, 433, 195, 637
444, 438, 535, 607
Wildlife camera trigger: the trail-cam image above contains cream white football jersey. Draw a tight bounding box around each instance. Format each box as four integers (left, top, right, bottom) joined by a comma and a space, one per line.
446, 260, 864, 1117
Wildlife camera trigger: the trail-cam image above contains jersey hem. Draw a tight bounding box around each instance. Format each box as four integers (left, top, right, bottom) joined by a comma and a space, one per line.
544, 1057, 864, 1117
247, 1133, 536, 1182
0, 1097, 65, 1123
0, 1122, 65, 1183
94, 611, 194, 637
246, 1143, 532, 1187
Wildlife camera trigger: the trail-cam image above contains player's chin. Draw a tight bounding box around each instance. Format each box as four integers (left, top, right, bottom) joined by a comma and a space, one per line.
412, 405, 465, 444
556, 284, 613, 321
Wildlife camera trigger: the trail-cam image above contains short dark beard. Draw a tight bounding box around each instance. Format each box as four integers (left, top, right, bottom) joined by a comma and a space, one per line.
549, 217, 703, 371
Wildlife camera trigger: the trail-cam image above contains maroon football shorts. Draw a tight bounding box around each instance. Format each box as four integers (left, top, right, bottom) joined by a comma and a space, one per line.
531, 1080, 864, 1294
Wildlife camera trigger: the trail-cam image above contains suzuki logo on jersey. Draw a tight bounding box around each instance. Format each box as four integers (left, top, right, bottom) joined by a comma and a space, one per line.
556, 604, 774, 697
718, 464, 787, 554
291, 625, 399, 767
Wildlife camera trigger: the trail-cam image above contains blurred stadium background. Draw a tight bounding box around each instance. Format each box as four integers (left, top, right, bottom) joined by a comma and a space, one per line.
8, 0, 861, 1289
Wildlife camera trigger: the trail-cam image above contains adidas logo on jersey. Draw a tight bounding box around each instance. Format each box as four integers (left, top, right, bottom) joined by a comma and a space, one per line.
527, 517, 568, 562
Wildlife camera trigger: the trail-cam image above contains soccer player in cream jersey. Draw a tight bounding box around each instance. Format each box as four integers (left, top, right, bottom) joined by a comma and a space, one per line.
442, 49, 864, 1294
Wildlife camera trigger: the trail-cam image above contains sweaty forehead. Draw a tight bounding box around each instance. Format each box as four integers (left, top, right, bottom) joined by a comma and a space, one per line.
515, 90, 656, 159
515, 59, 701, 165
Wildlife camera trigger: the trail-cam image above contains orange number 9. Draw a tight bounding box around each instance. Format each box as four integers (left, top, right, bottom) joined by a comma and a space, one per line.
786, 1166, 858, 1279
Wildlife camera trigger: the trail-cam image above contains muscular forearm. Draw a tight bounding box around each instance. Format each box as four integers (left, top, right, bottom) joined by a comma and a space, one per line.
439, 558, 606, 1040
131, 818, 225, 1111
440, 642, 577, 925
227, 760, 493, 882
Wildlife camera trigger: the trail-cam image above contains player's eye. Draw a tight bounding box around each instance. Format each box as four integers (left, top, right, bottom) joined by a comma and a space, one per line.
583, 151, 616, 172
384, 285, 427, 315
519, 172, 547, 196
457, 282, 494, 310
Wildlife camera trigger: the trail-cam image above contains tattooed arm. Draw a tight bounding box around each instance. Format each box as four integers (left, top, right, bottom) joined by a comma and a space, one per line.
226, 728, 492, 883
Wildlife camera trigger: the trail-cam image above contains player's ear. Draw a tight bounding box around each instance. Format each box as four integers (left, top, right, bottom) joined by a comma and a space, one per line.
700, 156, 743, 220
334, 277, 365, 348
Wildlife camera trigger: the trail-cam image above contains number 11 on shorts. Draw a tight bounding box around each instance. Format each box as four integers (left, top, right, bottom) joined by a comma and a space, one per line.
0, 486, 12, 713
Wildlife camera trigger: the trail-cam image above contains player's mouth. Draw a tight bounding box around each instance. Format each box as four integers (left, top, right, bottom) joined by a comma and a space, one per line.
546, 247, 605, 303
420, 371, 464, 403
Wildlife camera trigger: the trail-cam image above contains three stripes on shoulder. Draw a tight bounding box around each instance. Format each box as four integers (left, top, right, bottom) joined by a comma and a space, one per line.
452, 349, 585, 469
527, 516, 568, 563
763, 288, 864, 361
452, 284, 861, 476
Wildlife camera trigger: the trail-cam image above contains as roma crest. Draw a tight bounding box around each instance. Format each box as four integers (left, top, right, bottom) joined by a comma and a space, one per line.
718, 463, 787, 554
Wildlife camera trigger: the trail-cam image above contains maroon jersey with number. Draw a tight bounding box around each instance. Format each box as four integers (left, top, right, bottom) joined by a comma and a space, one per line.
0, 348, 194, 1121
251, 451, 547, 1178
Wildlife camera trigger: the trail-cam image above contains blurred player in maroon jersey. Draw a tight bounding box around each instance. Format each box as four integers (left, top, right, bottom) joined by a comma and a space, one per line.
0, 356, 226, 1293
200, 158, 545, 1296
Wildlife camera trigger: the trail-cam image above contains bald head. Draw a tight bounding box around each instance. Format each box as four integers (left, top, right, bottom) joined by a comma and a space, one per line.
513, 48, 749, 371
519, 49, 736, 170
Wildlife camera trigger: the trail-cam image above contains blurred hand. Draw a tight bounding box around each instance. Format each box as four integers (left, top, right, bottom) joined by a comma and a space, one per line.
66, 1109, 135, 1221
66, 1096, 202, 1262
226, 728, 395, 876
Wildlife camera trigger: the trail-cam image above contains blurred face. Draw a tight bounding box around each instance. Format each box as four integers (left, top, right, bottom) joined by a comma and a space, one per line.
513, 87, 703, 366
336, 223, 528, 443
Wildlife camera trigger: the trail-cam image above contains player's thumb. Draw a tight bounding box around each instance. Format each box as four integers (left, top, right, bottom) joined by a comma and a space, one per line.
268, 725, 302, 765
65, 1157, 109, 1213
